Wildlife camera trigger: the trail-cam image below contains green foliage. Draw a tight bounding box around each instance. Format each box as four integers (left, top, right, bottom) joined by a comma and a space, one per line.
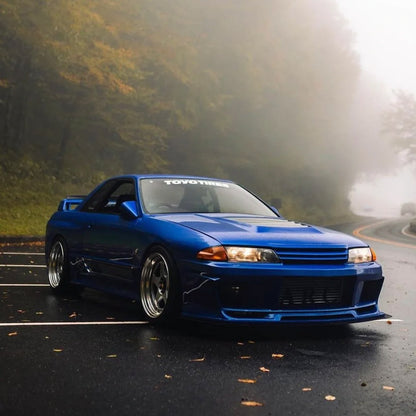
0, 0, 374, 235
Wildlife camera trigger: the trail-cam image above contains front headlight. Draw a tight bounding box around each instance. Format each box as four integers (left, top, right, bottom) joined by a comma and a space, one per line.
225, 247, 280, 262
348, 247, 376, 264
197, 246, 280, 263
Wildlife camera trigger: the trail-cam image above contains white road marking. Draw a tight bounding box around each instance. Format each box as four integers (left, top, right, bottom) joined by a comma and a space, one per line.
0, 321, 148, 327
0, 264, 46, 268
0, 284, 49, 287
0, 252, 44, 256
402, 224, 416, 239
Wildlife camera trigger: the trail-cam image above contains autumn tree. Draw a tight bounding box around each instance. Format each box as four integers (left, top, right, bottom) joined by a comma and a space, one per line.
0, 0, 389, 228
383, 90, 416, 164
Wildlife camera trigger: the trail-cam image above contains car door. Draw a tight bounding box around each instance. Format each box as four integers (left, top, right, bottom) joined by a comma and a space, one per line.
80, 178, 144, 289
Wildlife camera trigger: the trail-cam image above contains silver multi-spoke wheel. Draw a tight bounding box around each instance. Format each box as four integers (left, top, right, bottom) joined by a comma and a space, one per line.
140, 251, 170, 319
48, 240, 65, 288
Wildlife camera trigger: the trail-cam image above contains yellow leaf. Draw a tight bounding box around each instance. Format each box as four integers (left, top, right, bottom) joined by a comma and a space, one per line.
302, 387, 312, 392
240, 356, 251, 359
238, 379, 257, 384
53, 349, 63, 352
164, 374, 172, 379
8, 331, 18, 337
150, 337, 159, 341
272, 353, 284, 359
0, 79, 11, 88
189, 357, 205, 362
241, 400, 263, 407
259, 367, 270, 373
106, 354, 117, 358
325, 395, 336, 401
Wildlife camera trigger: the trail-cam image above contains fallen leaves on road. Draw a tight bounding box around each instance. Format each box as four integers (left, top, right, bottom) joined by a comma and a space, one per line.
272, 353, 284, 359
150, 337, 159, 341
69, 312, 77, 318
189, 357, 205, 362
259, 367, 270, 373
240, 356, 251, 360
106, 354, 117, 358
164, 374, 172, 379
8, 331, 18, 337
383, 386, 395, 391
241, 400, 263, 407
325, 395, 336, 401
53, 349, 63, 353
238, 379, 257, 384
302, 387, 312, 392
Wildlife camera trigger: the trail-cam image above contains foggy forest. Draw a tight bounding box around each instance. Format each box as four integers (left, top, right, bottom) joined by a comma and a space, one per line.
0, 0, 407, 235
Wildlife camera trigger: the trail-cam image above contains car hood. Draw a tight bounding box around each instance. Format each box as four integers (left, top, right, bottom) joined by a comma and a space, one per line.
159, 214, 365, 248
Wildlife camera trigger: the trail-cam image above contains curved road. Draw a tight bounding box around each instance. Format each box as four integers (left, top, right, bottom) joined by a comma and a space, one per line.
353, 218, 416, 249
0, 218, 415, 416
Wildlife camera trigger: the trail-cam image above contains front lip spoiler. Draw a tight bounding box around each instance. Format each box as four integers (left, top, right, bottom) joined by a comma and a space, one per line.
182, 308, 390, 325
221, 306, 388, 323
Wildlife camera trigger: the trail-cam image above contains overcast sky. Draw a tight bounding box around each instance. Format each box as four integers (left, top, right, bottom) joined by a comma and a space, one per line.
336, 0, 416, 96
335, 0, 416, 214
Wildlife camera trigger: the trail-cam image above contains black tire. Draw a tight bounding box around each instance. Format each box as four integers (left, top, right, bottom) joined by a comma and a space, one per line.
47, 237, 72, 293
139, 246, 181, 323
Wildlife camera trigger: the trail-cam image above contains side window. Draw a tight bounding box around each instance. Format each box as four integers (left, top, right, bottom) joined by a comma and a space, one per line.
82, 180, 136, 214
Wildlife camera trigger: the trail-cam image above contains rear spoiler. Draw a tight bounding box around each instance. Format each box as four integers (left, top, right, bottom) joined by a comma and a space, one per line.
58, 196, 86, 211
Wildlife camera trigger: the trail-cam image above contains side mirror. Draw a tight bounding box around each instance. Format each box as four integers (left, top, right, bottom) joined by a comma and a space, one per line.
270, 198, 281, 209
120, 200, 139, 220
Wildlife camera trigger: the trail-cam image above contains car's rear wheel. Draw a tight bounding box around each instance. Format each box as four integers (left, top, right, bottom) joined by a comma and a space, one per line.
140, 247, 180, 323
47, 237, 72, 293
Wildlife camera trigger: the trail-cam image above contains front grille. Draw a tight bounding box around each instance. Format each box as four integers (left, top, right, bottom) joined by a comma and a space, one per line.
276, 247, 348, 265
278, 277, 355, 309
219, 276, 356, 310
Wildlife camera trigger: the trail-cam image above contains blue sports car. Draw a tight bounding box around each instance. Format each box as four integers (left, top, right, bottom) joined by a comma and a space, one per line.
45, 174, 386, 324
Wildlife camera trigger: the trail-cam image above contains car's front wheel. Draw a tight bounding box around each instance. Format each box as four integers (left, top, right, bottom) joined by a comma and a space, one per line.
47, 237, 72, 293
140, 247, 180, 323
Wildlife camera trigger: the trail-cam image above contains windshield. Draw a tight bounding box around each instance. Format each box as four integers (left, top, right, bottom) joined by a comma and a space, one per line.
140, 178, 276, 216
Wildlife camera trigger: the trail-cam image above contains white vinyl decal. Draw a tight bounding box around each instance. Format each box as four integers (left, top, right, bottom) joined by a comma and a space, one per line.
163, 179, 229, 188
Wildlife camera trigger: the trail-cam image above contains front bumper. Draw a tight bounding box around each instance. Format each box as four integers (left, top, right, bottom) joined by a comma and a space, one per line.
179, 260, 386, 324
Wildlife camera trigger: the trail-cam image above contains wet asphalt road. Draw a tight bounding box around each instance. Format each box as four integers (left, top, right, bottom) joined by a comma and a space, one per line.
0, 218, 415, 416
